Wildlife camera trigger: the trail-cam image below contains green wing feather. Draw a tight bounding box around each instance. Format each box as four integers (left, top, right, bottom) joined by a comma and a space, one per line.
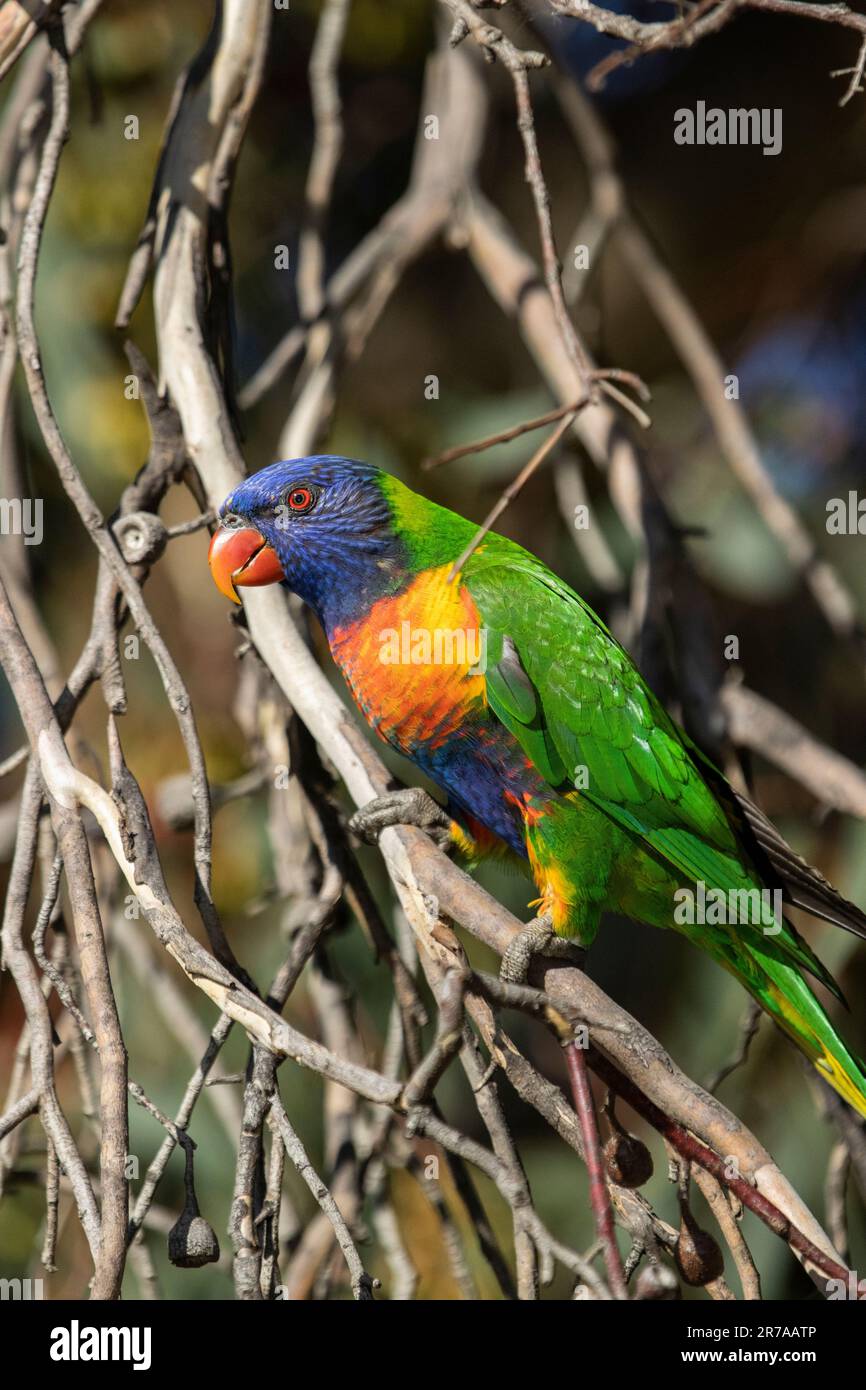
483, 629, 568, 787
465, 544, 841, 996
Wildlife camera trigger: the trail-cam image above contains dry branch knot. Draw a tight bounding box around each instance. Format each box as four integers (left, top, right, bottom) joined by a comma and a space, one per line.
112, 511, 168, 566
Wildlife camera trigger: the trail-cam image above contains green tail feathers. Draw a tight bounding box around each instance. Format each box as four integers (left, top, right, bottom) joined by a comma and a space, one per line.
730, 939, 866, 1119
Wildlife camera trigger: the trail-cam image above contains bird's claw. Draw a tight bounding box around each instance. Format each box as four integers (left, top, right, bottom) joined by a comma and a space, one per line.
500, 914, 585, 985
349, 788, 454, 850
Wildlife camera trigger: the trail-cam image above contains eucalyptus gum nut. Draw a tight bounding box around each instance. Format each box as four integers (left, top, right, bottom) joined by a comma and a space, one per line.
168, 1203, 220, 1269
633, 1262, 681, 1300
674, 1208, 724, 1287
602, 1131, 654, 1188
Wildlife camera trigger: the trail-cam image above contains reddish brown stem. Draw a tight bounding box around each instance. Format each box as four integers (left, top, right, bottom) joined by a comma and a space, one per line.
564, 1041, 628, 1299
589, 1048, 851, 1287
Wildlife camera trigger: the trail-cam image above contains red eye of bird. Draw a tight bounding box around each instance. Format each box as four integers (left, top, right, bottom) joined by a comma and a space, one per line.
287, 486, 315, 513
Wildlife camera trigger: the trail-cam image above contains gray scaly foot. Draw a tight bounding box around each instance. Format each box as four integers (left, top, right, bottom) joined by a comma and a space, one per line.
500, 914, 585, 985
349, 788, 453, 850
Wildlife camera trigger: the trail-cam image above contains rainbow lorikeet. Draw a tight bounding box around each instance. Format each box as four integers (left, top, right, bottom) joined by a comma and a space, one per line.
208, 455, 866, 1118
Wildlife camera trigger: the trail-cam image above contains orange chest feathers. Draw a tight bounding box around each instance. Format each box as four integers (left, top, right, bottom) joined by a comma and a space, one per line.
328, 565, 487, 753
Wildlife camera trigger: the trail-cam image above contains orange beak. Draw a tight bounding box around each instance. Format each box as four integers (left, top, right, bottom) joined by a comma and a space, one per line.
207, 525, 285, 604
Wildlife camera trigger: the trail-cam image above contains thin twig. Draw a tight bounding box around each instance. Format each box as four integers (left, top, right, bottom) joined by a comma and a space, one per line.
564, 1042, 627, 1299
424, 367, 650, 470
270, 1093, 377, 1301
446, 408, 579, 581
